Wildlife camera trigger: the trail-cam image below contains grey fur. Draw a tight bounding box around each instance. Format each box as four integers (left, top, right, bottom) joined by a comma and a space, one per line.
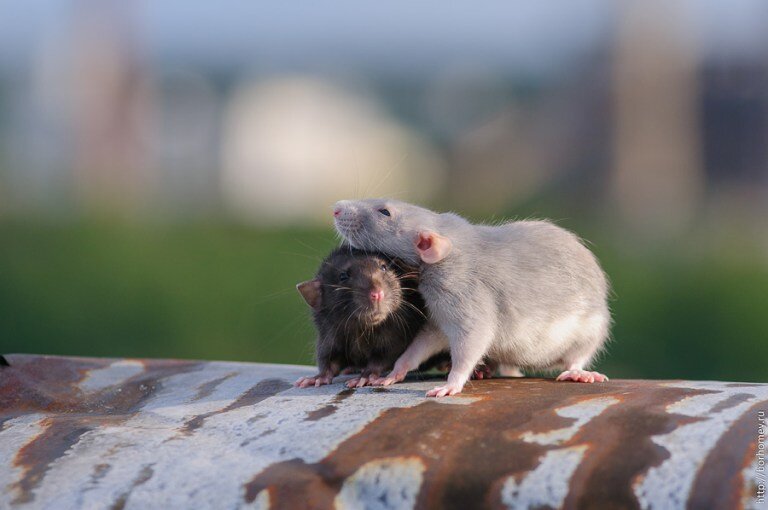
333, 198, 611, 395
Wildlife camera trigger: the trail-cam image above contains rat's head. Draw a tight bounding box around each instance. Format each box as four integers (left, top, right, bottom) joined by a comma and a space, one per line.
333, 199, 450, 265
297, 248, 404, 328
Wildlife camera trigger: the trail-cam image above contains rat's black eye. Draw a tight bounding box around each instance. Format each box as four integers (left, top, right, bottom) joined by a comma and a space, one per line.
378, 208, 391, 217
339, 271, 349, 282
380, 263, 388, 271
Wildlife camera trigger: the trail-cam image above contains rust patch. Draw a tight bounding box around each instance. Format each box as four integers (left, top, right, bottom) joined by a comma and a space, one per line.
247, 413, 268, 424
111, 464, 155, 510
180, 378, 292, 434
5, 356, 201, 504
563, 390, 707, 510
0, 355, 199, 419
333, 388, 355, 403
11, 417, 94, 504
305, 405, 337, 422
303, 388, 356, 422
241, 428, 277, 447
227, 378, 292, 410
0, 355, 109, 419
191, 372, 237, 402
244, 379, 716, 510
688, 398, 768, 510
88, 463, 112, 486
709, 393, 755, 414
244, 459, 339, 509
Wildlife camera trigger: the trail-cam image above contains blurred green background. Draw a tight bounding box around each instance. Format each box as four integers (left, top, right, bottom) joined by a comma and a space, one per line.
2, 1, 767, 381
2, 214, 767, 381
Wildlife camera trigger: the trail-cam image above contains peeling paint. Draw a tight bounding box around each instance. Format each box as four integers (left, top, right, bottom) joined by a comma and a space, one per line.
741, 455, 763, 510
244, 489, 270, 510
1, 355, 767, 509
111, 464, 154, 510
520, 397, 618, 445
11, 417, 93, 504
335, 457, 426, 510
179, 378, 292, 435
79, 360, 145, 393
501, 445, 588, 510
634, 382, 768, 510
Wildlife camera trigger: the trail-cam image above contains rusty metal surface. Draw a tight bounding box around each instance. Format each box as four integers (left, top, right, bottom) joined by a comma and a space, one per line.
0, 354, 766, 510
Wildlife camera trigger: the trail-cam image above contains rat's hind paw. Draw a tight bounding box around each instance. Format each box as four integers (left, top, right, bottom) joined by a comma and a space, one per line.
295, 374, 334, 388
555, 369, 609, 383
471, 364, 494, 380
426, 382, 464, 398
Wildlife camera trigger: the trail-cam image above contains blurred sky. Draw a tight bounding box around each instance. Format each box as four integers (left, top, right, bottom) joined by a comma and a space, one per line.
2, 1, 767, 74
1, 0, 768, 231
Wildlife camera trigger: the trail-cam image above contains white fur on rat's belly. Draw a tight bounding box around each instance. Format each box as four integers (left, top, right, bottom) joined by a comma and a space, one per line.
492, 310, 609, 368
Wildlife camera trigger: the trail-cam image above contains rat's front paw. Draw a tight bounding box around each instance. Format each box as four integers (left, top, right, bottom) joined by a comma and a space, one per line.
556, 369, 609, 383
426, 383, 464, 398
345, 374, 380, 388
295, 376, 315, 388
295, 374, 334, 388
371, 368, 407, 387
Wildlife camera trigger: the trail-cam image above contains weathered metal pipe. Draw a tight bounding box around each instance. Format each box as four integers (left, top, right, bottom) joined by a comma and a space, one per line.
0, 354, 765, 509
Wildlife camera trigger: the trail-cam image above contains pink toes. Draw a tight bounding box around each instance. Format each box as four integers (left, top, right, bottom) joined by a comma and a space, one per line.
371, 375, 398, 387
294, 374, 334, 388
555, 369, 609, 383
345, 375, 380, 388
426, 383, 464, 398
472, 365, 494, 380
371, 369, 407, 387
345, 377, 365, 388
294, 376, 316, 388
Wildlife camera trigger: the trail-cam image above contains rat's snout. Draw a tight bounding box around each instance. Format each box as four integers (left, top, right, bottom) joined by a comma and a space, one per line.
333, 200, 355, 221
369, 288, 384, 303
333, 200, 362, 240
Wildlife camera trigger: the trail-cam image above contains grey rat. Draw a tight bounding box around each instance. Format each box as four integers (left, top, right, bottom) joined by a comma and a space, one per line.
294, 246, 448, 389
333, 199, 611, 397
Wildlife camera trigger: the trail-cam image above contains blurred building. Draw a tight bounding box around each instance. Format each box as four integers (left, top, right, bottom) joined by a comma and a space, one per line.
0, 0, 767, 232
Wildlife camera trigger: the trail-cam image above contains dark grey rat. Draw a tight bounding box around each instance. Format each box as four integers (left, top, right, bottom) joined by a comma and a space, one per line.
333, 199, 611, 397
294, 246, 447, 389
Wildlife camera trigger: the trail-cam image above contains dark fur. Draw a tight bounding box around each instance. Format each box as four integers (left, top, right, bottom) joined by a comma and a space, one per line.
303, 247, 443, 385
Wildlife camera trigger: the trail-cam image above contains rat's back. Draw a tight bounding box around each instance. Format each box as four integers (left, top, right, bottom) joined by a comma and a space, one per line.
471, 219, 610, 368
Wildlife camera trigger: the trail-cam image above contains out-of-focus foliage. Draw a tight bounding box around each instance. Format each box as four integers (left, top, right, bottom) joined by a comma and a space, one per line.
2, 219, 766, 381
0, 221, 335, 365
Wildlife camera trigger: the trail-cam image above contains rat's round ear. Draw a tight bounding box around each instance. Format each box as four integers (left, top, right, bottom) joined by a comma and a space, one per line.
415, 231, 452, 264
297, 279, 322, 309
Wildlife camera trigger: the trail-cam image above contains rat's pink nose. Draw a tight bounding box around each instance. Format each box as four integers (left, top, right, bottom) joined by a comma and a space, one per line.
333, 208, 342, 217
370, 289, 384, 303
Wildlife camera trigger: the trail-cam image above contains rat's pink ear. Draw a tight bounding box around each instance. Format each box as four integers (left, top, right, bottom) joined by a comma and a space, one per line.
297, 279, 322, 309
415, 231, 452, 264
